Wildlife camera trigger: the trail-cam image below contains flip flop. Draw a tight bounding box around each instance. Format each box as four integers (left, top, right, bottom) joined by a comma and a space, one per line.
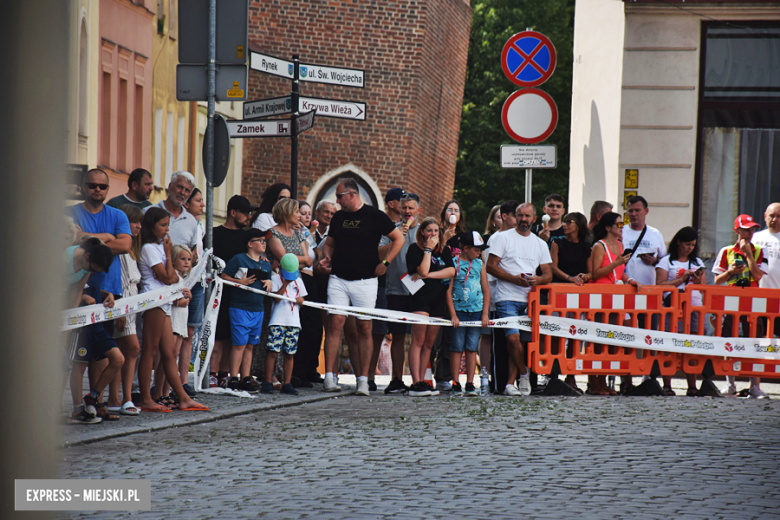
179, 403, 210, 411
140, 404, 172, 413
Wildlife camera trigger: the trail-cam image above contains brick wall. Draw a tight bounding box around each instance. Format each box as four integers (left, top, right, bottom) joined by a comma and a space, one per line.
244, 0, 472, 218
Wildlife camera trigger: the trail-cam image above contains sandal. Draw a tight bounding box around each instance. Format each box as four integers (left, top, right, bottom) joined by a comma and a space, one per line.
95, 402, 120, 421
120, 401, 141, 416
156, 396, 179, 409
663, 386, 676, 396
686, 388, 698, 397
67, 407, 102, 425
178, 402, 209, 411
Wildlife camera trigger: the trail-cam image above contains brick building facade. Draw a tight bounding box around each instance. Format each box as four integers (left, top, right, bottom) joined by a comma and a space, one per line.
244, 0, 472, 215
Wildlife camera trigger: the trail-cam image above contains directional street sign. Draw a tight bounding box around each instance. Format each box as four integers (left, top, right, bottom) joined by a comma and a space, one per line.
299, 96, 366, 120
501, 88, 558, 144
294, 110, 316, 135
249, 52, 294, 80
299, 62, 364, 88
243, 96, 292, 119
226, 119, 291, 138
500, 144, 557, 169
501, 31, 556, 88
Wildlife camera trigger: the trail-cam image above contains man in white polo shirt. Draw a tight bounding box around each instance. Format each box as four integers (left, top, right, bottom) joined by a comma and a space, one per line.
144, 171, 199, 255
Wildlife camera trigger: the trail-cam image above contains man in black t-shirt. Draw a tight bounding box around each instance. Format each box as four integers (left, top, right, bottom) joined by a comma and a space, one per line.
531, 193, 566, 245
319, 177, 404, 396
209, 195, 256, 388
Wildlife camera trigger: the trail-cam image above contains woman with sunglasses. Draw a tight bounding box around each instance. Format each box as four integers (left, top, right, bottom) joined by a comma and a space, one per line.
250, 182, 292, 231
587, 212, 640, 396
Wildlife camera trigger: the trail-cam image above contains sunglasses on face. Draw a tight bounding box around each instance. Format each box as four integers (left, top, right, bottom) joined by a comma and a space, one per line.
336, 191, 353, 200
400, 193, 420, 202
613, 222, 625, 228
563, 219, 576, 225
85, 182, 109, 191
249, 238, 266, 244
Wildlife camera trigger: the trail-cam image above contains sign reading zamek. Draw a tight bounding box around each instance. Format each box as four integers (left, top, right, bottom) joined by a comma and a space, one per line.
226, 120, 291, 138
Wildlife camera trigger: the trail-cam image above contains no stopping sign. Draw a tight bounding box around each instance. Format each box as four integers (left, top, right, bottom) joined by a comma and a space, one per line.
501, 89, 558, 144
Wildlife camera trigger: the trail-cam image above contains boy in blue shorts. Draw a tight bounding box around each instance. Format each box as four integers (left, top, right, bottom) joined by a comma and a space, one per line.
263, 257, 307, 395
220, 228, 273, 393
446, 232, 490, 396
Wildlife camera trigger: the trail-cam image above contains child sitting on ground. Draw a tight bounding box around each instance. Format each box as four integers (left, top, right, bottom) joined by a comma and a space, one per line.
446, 231, 490, 396
263, 253, 307, 395
220, 228, 273, 393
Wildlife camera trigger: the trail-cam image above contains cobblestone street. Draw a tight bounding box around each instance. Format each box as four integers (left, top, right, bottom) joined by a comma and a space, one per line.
58, 388, 780, 519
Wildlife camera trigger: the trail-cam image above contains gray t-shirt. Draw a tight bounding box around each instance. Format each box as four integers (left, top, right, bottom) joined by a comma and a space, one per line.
386, 222, 420, 296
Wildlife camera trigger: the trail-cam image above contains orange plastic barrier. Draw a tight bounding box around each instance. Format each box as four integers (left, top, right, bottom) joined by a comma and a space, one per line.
680, 284, 780, 378
527, 284, 682, 377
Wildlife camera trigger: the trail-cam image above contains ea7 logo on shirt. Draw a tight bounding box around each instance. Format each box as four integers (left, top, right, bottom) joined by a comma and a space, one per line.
342, 220, 361, 229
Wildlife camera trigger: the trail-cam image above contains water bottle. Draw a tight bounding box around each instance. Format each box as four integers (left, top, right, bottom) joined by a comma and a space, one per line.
480, 367, 490, 396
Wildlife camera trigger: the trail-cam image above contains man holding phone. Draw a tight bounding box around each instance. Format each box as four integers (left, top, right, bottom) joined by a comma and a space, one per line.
624, 195, 667, 286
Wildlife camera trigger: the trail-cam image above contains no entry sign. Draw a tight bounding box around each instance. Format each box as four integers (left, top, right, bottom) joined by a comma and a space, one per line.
501, 31, 556, 88
501, 89, 558, 144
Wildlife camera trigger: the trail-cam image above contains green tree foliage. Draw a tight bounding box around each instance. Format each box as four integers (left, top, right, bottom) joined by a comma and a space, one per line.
456, 0, 575, 232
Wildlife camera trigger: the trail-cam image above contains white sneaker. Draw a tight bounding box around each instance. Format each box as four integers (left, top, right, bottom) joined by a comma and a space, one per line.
435, 381, 452, 391
517, 376, 531, 396
537, 375, 550, 387
749, 386, 769, 399
504, 384, 522, 396
355, 380, 369, 396
323, 378, 342, 392
721, 383, 737, 397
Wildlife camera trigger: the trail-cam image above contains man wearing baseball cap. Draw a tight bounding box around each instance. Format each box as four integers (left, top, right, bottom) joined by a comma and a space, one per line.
712, 213, 769, 398
384, 187, 404, 224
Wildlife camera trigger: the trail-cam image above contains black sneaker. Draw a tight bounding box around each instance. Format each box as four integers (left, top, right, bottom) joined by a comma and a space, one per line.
291, 376, 313, 388
384, 378, 408, 394
228, 376, 240, 391
464, 382, 479, 396
182, 383, 198, 397
367, 380, 377, 392
408, 381, 432, 397
238, 376, 260, 394
306, 372, 325, 384
423, 381, 439, 396
280, 383, 299, 395
451, 382, 463, 396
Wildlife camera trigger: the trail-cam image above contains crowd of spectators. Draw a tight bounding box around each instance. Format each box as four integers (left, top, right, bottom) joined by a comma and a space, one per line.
64, 169, 780, 423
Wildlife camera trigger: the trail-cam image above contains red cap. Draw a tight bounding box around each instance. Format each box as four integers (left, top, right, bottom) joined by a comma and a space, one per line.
734, 214, 760, 230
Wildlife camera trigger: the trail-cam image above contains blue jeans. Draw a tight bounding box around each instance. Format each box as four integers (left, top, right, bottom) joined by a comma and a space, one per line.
451, 310, 482, 353
495, 300, 531, 342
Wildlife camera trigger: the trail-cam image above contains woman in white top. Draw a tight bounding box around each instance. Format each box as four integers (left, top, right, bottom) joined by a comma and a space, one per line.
136, 208, 207, 413
249, 182, 291, 231
656, 226, 706, 397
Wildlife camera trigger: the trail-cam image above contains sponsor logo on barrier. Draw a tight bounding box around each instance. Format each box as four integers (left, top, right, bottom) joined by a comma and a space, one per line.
671, 338, 715, 351
725, 342, 733, 352
570, 325, 576, 335
754, 344, 778, 353
212, 298, 219, 310
68, 315, 87, 326
645, 335, 653, 346
596, 329, 636, 343
539, 322, 561, 332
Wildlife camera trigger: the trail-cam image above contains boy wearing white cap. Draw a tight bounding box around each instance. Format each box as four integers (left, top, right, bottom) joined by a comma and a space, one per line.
446, 231, 491, 396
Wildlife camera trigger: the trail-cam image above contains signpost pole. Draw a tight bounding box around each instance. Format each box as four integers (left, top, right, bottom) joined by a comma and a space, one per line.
202, 0, 216, 390
204, 0, 216, 254
291, 54, 299, 199
525, 168, 532, 203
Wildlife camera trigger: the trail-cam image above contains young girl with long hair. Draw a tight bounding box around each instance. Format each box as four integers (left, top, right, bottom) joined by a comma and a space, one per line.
405, 217, 455, 396
136, 207, 207, 412
106, 205, 143, 416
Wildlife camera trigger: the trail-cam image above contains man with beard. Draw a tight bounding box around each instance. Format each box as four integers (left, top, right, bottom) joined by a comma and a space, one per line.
107, 168, 154, 210
487, 203, 552, 396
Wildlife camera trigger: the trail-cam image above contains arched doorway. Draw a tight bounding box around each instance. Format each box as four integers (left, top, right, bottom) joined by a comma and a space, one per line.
307, 163, 383, 210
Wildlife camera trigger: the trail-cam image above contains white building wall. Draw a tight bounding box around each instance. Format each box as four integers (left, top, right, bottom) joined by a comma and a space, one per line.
568, 0, 626, 216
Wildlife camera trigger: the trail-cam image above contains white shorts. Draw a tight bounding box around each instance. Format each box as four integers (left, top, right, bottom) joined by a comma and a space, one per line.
327, 275, 378, 321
